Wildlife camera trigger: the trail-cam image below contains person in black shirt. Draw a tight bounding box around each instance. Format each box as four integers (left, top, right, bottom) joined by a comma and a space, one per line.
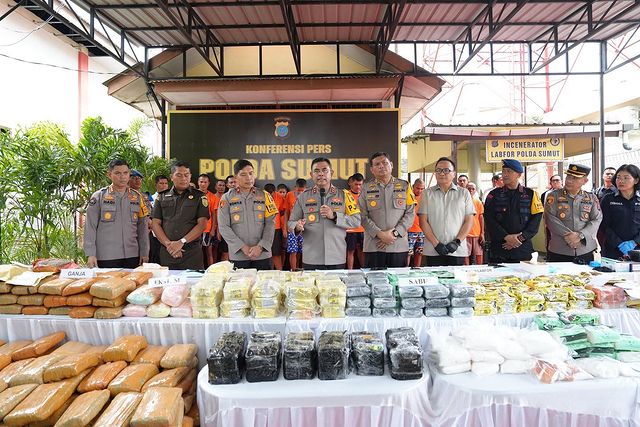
600, 164, 640, 259
595, 167, 616, 200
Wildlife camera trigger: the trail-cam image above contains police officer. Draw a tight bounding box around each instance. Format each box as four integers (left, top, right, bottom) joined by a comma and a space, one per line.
600, 164, 640, 259
359, 151, 416, 268
84, 159, 149, 268
485, 159, 544, 263
289, 157, 361, 269
152, 161, 209, 270
217, 159, 277, 270
544, 164, 602, 263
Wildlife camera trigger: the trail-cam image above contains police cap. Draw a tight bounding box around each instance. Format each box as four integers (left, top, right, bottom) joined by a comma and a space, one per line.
565, 163, 591, 178
502, 159, 524, 174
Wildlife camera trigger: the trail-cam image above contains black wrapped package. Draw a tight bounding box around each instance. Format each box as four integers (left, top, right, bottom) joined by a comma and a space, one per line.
385, 327, 423, 380
245, 331, 281, 383
350, 332, 384, 376
318, 331, 350, 380
283, 331, 316, 380
208, 331, 247, 384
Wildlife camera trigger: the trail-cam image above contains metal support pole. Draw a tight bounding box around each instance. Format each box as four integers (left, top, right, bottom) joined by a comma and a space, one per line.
598, 41, 606, 182
591, 137, 598, 190
161, 99, 167, 159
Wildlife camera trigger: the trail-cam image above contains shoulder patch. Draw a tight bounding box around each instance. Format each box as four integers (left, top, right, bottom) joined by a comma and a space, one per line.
201, 195, 208, 207
546, 195, 555, 205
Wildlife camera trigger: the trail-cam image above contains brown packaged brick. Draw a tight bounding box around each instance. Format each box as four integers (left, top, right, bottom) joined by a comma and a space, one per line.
54, 389, 110, 427
28, 394, 76, 427
0, 340, 32, 358
43, 352, 102, 382
9, 354, 67, 386
108, 364, 159, 397
0, 304, 23, 314
89, 278, 136, 300
82, 345, 108, 363
130, 387, 184, 427
22, 306, 49, 315
51, 341, 92, 356
132, 345, 169, 367
0, 340, 5, 346
92, 293, 128, 308
103, 335, 148, 363
66, 293, 93, 307
0, 282, 12, 293
0, 378, 6, 392
43, 295, 67, 308
16, 294, 46, 306
38, 278, 75, 296
186, 403, 199, 427
60, 278, 99, 297
94, 307, 123, 319
183, 393, 195, 414
11, 285, 40, 295
77, 361, 127, 393
96, 271, 128, 279
0, 354, 10, 371
0, 294, 18, 305
0, 384, 38, 420
183, 416, 194, 427
176, 369, 196, 394
3, 370, 88, 426
12, 332, 65, 361
48, 307, 71, 316
160, 344, 198, 369
68, 306, 97, 319
92, 391, 142, 427
0, 359, 35, 384
142, 367, 189, 391
123, 272, 153, 287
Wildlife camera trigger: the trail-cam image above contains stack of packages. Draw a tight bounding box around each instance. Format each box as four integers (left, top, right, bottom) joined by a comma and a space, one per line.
284, 277, 319, 319
189, 272, 225, 319
350, 332, 384, 375
423, 282, 450, 317
0, 333, 200, 426
250, 279, 282, 319
317, 331, 350, 380
220, 270, 256, 318
245, 332, 281, 382
283, 331, 316, 380
316, 276, 346, 318
208, 332, 247, 384
123, 279, 191, 319
385, 327, 422, 380
344, 273, 371, 317
431, 324, 568, 376
443, 279, 475, 317
588, 285, 627, 309
398, 283, 424, 318
369, 272, 397, 318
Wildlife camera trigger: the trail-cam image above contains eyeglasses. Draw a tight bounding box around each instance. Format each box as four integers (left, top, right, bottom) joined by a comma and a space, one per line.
616, 175, 635, 181
435, 168, 453, 174
312, 168, 330, 175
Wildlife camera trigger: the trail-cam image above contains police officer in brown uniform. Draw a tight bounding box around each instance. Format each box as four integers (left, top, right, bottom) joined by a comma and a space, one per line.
152, 161, 209, 270
358, 151, 417, 268
544, 163, 602, 263
289, 157, 361, 269
84, 159, 150, 268
217, 159, 277, 270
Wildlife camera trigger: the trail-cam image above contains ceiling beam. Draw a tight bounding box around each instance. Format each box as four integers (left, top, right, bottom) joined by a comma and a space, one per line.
279, 0, 301, 74
375, 0, 407, 73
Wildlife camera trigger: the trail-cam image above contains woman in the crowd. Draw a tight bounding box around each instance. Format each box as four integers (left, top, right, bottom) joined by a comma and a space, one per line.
600, 164, 640, 259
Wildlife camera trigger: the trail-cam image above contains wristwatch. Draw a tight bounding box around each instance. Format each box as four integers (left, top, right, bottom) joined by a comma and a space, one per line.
578, 232, 585, 241
180, 238, 187, 244
392, 229, 401, 238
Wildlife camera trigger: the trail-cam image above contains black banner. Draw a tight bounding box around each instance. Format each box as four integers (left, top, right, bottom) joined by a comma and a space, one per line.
168, 109, 400, 188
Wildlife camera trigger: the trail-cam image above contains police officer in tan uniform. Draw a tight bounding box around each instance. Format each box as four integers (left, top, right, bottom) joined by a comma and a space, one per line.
289, 157, 361, 269
359, 151, 417, 268
84, 159, 150, 268
152, 161, 209, 270
544, 163, 602, 263
217, 159, 277, 270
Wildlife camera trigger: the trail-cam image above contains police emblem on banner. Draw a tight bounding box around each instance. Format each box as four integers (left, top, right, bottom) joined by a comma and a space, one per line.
274, 116, 291, 140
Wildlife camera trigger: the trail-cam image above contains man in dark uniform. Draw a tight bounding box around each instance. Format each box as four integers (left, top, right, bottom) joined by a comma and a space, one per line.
484, 159, 544, 263
152, 161, 209, 270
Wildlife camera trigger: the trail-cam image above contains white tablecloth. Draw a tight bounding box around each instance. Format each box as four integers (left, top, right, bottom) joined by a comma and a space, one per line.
197, 367, 431, 427
427, 366, 640, 427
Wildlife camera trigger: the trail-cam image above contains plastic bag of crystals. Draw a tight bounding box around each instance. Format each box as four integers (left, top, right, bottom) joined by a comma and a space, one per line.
283, 332, 316, 380
424, 298, 450, 308
400, 298, 425, 309
245, 332, 281, 383
448, 307, 473, 317
372, 308, 397, 317
398, 286, 423, 298
386, 327, 423, 380
208, 332, 246, 384
423, 284, 449, 299
346, 307, 372, 317
448, 284, 475, 298
350, 332, 384, 376
424, 308, 448, 317
450, 297, 475, 308
400, 308, 423, 318
346, 297, 371, 308
372, 297, 397, 309
318, 331, 350, 380
371, 283, 393, 298
346, 285, 371, 298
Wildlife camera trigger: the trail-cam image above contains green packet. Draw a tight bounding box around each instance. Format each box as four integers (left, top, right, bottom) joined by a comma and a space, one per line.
614, 334, 640, 352
566, 339, 591, 351
534, 315, 565, 331
562, 312, 600, 326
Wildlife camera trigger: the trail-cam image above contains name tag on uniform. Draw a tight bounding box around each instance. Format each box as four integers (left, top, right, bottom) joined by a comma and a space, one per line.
148, 276, 186, 287
60, 269, 96, 279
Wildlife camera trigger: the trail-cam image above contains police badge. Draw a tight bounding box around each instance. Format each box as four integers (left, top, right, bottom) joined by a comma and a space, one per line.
274, 116, 291, 139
